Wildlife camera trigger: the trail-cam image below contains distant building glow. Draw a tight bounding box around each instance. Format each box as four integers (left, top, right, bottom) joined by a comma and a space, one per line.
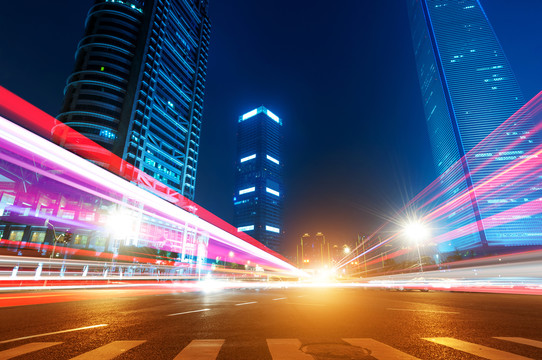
240, 154, 256, 163
266, 154, 280, 164
239, 187, 255, 195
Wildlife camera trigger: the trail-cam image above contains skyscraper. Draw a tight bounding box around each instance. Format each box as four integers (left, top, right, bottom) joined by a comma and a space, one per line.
233, 106, 283, 253
57, 0, 210, 200
407, 0, 541, 251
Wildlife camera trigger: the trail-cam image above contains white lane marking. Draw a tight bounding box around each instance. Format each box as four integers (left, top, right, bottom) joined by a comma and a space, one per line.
495, 337, 542, 349
344, 338, 420, 360
70, 340, 146, 360
0, 324, 108, 344
266, 339, 313, 360
423, 337, 532, 360
272, 297, 287, 301
285, 302, 326, 307
235, 301, 257, 306
0, 342, 62, 359
168, 309, 211, 317
387, 308, 459, 314
173, 339, 224, 359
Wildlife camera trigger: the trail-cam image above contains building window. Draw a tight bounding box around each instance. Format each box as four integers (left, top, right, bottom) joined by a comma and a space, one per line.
30, 231, 46, 244
8, 230, 24, 242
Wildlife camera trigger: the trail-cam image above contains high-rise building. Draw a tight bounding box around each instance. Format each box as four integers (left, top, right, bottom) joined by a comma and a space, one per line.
297, 232, 331, 269
407, 0, 541, 251
233, 106, 283, 252
57, 0, 210, 200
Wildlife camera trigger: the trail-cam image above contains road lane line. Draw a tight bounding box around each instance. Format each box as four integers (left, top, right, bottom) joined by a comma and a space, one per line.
0, 294, 67, 300
235, 301, 257, 306
0, 324, 108, 344
70, 340, 146, 360
343, 338, 420, 360
423, 337, 532, 359
272, 297, 287, 301
495, 337, 542, 349
285, 302, 326, 307
173, 339, 224, 359
168, 309, 211, 317
266, 339, 313, 360
0, 342, 62, 359
387, 308, 459, 314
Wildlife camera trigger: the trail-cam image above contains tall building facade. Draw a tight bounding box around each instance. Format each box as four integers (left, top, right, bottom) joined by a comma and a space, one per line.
233, 106, 283, 252
57, 0, 210, 200
407, 0, 541, 252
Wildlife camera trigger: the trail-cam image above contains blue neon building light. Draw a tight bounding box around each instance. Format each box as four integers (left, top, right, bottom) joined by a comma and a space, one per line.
242, 109, 258, 121
237, 225, 254, 232
239, 187, 255, 195
266, 154, 280, 165
238, 106, 283, 125
240, 154, 256, 163
266, 187, 280, 197
265, 225, 280, 234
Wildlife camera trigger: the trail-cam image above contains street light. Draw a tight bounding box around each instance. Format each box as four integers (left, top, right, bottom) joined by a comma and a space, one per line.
404, 221, 430, 272
343, 246, 350, 254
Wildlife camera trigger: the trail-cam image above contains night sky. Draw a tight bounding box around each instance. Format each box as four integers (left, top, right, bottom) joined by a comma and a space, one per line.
1, 1, 541, 257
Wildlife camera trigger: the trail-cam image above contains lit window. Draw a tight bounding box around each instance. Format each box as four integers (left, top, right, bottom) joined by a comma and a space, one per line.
266, 155, 279, 164
266, 225, 280, 233
239, 187, 255, 195
266, 187, 280, 197
241, 154, 256, 163
238, 225, 254, 232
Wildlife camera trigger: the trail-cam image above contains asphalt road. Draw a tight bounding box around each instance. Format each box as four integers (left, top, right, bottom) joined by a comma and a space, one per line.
0, 285, 541, 359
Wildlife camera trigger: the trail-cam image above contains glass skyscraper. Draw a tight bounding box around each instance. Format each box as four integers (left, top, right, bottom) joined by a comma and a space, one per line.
57, 0, 210, 200
233, 106, 283, 253
407, 0, 541, 252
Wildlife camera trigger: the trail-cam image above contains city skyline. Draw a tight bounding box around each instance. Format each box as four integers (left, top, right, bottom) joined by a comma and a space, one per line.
1, 1, 541, 256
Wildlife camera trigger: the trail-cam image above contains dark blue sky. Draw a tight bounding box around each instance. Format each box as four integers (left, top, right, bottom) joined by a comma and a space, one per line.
1, 1, 540, 256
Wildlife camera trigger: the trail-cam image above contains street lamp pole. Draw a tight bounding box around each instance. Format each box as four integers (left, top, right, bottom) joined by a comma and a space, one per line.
415, 241, 423, 272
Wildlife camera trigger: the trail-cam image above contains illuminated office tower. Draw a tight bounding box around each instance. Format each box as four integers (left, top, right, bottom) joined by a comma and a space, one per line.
234, 106, 283, 252
407, 0, 541, 251
57, 0, 210, 200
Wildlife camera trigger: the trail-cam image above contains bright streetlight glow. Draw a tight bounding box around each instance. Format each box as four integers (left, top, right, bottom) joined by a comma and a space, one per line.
403, 220, 430, 272
404, 221, 430, 242
344, 246, 351, 254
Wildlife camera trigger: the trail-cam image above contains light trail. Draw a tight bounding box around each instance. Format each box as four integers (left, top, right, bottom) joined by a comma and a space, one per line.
0, 87, 305, 289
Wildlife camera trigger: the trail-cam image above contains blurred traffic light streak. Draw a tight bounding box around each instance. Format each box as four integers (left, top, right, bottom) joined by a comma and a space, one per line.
0, 87, 301, 287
